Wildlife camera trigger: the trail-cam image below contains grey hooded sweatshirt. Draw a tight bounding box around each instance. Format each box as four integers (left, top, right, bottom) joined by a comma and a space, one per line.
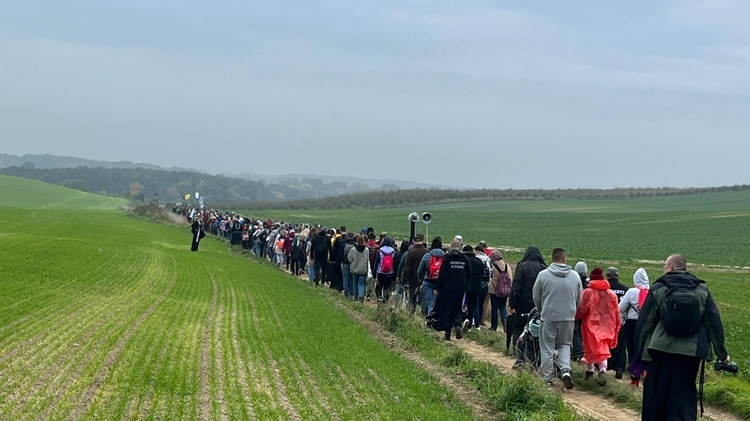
532, 263, 583, 322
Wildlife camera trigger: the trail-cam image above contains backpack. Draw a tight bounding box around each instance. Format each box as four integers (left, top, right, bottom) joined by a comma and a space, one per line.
379, 250, 395, 274
637, 286, 649, 309
427, 255, 443, 280
493, 262, 512, 297
276, 238, 285, 250
662, 283, 703, 337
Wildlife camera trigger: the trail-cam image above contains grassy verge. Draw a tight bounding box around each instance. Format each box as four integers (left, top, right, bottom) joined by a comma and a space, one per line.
334, 298, 591, 421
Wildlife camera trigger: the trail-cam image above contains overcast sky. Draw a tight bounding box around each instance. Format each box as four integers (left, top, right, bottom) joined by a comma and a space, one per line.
2, 1, 749, 189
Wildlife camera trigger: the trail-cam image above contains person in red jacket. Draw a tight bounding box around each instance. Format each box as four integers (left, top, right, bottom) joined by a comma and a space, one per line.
576, 267, 621, 386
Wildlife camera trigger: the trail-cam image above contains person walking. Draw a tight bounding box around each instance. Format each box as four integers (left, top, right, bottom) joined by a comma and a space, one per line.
576, 268, 620, 386
347, 235, 370, 302
402, 234, 429, 315
616, 267, 650, 386
572, 261, 590, 361
488, 249, 512, 332
636, 254, 731, 421
431, 239, 471, 340
463, 245, 484, 331
373, 236, 397, 303
417, 237, 446, 316
532, 248, 583, 389
606, 266, 630, 371
509, 246, 547, 366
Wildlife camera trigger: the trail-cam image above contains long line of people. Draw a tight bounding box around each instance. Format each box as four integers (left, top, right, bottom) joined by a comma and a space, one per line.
183, 207, 733, 419
188, 209, 646, 368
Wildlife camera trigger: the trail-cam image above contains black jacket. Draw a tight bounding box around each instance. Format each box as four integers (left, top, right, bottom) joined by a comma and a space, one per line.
464, 251, 484, 293
509, 246, 547, 314
607, 276, 629, 302
436, 249, 471, 293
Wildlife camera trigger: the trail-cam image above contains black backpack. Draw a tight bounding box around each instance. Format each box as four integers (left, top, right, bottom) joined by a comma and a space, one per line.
662, 283, 703, 337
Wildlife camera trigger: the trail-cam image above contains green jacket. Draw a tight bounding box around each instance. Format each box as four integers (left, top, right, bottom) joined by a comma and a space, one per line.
635, 270, 728, 362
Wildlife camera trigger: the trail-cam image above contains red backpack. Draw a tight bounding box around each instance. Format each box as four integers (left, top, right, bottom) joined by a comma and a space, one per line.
637, 286, 649, 309
380, 250, 395, 274
427, 255, 443, 280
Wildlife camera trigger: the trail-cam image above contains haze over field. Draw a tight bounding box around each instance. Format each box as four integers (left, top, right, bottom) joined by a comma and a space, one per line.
2, 1, 750, 189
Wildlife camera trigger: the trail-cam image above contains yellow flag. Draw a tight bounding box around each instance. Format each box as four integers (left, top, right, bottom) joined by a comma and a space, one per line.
184, 194, 191, 200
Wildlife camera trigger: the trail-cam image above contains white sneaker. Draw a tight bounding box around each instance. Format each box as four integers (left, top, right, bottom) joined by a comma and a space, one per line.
462, 319, 470, 332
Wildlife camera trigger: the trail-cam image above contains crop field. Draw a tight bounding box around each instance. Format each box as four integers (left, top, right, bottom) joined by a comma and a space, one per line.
0, 176, 489, 420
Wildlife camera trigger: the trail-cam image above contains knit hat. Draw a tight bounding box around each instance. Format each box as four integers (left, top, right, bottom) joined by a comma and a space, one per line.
430, 237, 443, 250
590, 268, 605, 281
489, 250, 503, 262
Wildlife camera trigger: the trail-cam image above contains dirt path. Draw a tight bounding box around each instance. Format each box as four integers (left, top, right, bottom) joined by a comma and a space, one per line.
455, 340, 638, 421
289, 267, 743, 421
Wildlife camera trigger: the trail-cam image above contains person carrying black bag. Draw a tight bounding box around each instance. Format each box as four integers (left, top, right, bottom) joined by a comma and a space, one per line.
635, 254, 731, 420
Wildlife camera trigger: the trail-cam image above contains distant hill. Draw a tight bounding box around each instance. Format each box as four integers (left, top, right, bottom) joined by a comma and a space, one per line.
0, 174, 126, 209
0, 153, 452, 191
0, 153, 167, 171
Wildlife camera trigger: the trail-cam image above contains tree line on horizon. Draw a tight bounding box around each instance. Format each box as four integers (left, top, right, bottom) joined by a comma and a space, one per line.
0, 166, 397, 203
2, 165, 748, 210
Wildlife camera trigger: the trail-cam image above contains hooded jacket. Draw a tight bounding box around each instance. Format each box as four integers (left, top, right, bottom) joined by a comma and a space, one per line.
619, 268, 650, 321
509, 246, 547, 313
374, 237, 396, 275
636, 270, 728, 362
576, 279, 621, 363
533, 262, 583, 322
347, 244, 370, 275
575, 261, 590, 289
436, 249, 471, 293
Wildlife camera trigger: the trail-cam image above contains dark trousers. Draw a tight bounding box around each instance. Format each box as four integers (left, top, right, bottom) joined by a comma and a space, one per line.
642, 350, 701, 421
313, 258, 327, 285
572, 319, 584, 361
465, 291, 480, 328
615, 319, 638, 376
407, 283, 420, 315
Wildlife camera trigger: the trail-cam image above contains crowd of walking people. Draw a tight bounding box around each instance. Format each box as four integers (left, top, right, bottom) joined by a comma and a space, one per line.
184, 207, 733, 421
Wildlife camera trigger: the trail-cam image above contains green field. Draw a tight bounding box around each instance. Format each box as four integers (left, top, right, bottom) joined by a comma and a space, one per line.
0, 175, 492, 420
3, 174, 750, 420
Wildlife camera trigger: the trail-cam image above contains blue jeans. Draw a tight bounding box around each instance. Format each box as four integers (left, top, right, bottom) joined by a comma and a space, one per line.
253, 242, 262, 257
352, 274, 366, 299
490, 294, 508, 330
308, 263, 315, 283
420, 281, 437, 315
341, 264, 352, 297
